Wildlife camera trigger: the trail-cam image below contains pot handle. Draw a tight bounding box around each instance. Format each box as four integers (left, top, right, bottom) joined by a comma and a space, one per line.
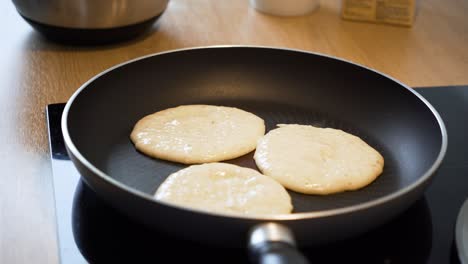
248, 223, 310, 264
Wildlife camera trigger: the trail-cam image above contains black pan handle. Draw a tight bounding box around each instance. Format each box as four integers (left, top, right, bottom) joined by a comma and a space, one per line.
248, 223, 310, 264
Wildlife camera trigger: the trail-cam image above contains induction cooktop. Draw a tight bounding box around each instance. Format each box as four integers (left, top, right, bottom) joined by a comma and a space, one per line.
47, 86, 468, 263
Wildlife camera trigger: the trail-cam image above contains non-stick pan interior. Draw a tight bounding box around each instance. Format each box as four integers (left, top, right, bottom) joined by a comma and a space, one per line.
66, 47, 443, 213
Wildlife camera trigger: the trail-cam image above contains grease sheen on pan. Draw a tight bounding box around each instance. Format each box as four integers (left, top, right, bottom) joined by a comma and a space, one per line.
130, 105, 265, 164
155, 163, 293, 216
254, 124, 384, 195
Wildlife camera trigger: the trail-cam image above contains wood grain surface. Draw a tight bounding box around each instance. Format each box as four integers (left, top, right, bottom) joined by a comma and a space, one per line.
0, 0, 467, 263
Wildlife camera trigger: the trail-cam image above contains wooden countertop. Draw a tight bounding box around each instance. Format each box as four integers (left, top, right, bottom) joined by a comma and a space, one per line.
1, 0, 467, 262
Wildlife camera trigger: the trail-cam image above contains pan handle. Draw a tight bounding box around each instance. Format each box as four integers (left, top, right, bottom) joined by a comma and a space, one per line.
248, 223, 310, 264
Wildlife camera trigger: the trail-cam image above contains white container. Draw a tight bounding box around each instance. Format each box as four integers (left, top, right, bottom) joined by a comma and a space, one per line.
249, 0, 319, 16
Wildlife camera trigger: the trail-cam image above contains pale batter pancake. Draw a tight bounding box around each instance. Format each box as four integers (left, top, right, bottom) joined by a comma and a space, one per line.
130, 105, 265, 164
254, 124, 384, 195
155, 163, 293, 216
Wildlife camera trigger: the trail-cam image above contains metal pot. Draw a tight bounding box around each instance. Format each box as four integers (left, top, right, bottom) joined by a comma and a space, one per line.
12, 0, 169, 44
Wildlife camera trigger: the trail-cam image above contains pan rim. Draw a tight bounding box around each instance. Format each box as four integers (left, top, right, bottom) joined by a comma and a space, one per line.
61, 45, 448, 221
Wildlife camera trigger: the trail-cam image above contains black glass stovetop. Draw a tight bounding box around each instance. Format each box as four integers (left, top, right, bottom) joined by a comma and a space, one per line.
47, 86, 468, 263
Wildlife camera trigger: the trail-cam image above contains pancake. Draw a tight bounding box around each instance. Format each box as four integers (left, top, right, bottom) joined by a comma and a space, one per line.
130, 105, 265, 164
154, 163, 293, 216
254, 124, 384, 195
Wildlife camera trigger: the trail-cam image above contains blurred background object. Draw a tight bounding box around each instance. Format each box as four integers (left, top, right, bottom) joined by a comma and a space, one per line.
11, 0, 169, 44
342, 0, 415, 26
249, 0, 319, 16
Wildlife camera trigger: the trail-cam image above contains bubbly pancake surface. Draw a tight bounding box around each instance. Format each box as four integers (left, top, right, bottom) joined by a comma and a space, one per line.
254, 124, 384, 195
130, 105, 265, 164
154, 163, 293, 216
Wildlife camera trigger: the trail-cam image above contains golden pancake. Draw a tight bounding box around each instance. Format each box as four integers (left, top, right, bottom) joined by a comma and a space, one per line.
155, 163, 293, 216
254, 124, 384, 195
131, 105, 265, 164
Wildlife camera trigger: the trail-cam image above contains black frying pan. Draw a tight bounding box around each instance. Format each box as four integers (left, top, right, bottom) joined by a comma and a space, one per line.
62, 46, 447, 263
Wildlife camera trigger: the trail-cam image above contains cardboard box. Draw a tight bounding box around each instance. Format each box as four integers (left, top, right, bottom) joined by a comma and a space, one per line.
342, 0, 415, 26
